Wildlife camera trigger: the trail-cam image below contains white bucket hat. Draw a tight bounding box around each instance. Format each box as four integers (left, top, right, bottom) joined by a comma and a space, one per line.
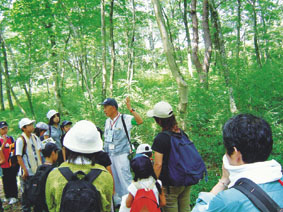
147, 101, 173, 118
63, 120, 103, 154
136, 144, 152, 154
46, 109, 59, 120
19, 118, 35, 129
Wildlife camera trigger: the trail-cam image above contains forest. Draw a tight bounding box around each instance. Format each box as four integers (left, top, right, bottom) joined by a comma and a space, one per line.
0, 0, 282, 205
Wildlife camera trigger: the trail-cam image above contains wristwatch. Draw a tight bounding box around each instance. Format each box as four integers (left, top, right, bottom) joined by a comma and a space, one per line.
130, 108, 135, 113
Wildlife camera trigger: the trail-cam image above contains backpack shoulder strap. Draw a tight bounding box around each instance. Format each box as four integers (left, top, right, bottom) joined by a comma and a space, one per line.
20, 135, 27, 155
59, 167, 76, 181
85, 169, 102, 183
232, 178, 282, 212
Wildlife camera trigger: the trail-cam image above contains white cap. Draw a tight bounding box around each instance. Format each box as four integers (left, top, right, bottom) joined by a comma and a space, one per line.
36, 122, 49, 131
19, 118, 35, 129
46, 109, 59, 120
63, 120, 103, 154
147, 101, 173, 118
136, 144, 152, 154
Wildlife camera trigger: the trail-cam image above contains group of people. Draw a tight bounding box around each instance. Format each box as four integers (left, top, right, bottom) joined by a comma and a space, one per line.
0, 97, 282, 212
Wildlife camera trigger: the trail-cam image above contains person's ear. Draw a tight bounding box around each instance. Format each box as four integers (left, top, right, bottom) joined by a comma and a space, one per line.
233, 147, 244, 165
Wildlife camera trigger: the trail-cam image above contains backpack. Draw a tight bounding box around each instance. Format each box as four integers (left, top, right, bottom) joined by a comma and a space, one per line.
164, 131, 207, 186
25, 164, 54, 209
59, 167, 102, 212
8, 136, 27, 167
130, 181, 161, 212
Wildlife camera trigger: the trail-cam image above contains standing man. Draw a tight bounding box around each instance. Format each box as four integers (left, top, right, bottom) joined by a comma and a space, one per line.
100, 97, 143, 207
16, 118, 42, 212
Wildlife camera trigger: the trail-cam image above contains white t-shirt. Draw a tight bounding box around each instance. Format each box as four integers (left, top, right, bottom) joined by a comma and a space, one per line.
15, 134, 41, 175
128, 176, 162, 204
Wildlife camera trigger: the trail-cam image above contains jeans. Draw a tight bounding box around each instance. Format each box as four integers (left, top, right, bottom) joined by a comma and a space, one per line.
163, 185, 191, 212
21, 176, 32, 212
110, 153, 132, 205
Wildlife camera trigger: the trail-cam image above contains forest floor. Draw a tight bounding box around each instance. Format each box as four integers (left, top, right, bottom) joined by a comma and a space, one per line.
0, 178, 22, 212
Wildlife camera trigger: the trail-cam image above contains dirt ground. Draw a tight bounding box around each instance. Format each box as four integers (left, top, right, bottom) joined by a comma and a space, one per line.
0, 177, 22, 212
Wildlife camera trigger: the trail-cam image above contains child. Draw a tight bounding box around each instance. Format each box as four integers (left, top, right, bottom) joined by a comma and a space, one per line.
35, 122, 49, 141
0, 121, 18, 205
60, 120, 72, 162
33, 142, 58, 212
126, 155, 166, 211
0, 146, 5, 212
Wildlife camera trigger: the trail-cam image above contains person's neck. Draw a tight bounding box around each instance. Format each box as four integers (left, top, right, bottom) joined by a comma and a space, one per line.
44, 158, 54, 165
24, 131, 31, 138
53, 123, 58, 127
110, 111, 119, 120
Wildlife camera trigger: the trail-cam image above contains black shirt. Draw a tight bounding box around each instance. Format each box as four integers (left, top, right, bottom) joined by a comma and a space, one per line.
152, 130, 188, 186
94, 151, 112, 168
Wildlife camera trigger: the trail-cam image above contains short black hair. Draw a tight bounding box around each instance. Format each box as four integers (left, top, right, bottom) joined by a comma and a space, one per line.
65, 148, 97, 166
223, 114, 273, 163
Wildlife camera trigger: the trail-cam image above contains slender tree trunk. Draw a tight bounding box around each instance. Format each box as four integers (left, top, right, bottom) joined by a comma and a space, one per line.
23, 84, 36, 119
210, 0, 238, 113
101, 0, 107, 100
109, 0, 115, 97
249, 0, 262, 67
181, 0, 193, 77
0, 62, 5, 111
151, 0, 188, 125
236, 0, 241, 65
127, 0, 136, 91
259, 4, 269, 62
0, 33, 14, 110
202, 0, 212, 88
191, 0, 206, 84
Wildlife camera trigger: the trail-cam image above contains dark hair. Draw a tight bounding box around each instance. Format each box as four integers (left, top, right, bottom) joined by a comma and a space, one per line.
153, 115, 178, 131
223, 114, 273, 163
130, 156, 161, 194
34, 127, 46, 137
48, 113, 60, 125
65, 148, 97, 166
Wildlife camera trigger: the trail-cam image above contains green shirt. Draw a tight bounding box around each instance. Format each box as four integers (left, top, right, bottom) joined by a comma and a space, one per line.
45, 162, 113, 212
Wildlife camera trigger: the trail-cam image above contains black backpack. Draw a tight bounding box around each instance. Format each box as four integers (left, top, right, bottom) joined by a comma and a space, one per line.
25, 164, 54, 210
59, 167, 102, 212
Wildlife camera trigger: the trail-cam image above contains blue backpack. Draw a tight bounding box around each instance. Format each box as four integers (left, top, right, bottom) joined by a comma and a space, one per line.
164, 131, 207, 186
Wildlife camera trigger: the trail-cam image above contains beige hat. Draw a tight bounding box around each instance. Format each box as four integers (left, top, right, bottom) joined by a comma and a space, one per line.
46, 110, 59, 120
19, 118, 35, 129
147, 101, 173, 118
63, 120, 103, 154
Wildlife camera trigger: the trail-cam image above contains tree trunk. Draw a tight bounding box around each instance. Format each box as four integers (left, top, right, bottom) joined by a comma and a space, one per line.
109, 0, 115, 97
151, 0, 188, 125
190, 0, 206, 84
0, 32, 14, 111
236, 0, 241, 65
23, 84, 36, 119
181, 0, 193, 77
202, 0, 212, 88
101, 0, 107, 100
250, 0, 262, 67
210, 0, 238, 113
0, 62, 5, 111
127, 0, 136, 92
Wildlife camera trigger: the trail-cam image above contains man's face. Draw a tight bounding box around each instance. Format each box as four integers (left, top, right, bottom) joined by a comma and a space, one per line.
0, 126, 8, 136
24, 124, 34, 133
103, 105, 116, 117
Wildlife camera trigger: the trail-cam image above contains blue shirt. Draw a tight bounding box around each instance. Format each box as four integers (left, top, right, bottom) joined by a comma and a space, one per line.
104, 114, 133, 156
192, 178, 283, 212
